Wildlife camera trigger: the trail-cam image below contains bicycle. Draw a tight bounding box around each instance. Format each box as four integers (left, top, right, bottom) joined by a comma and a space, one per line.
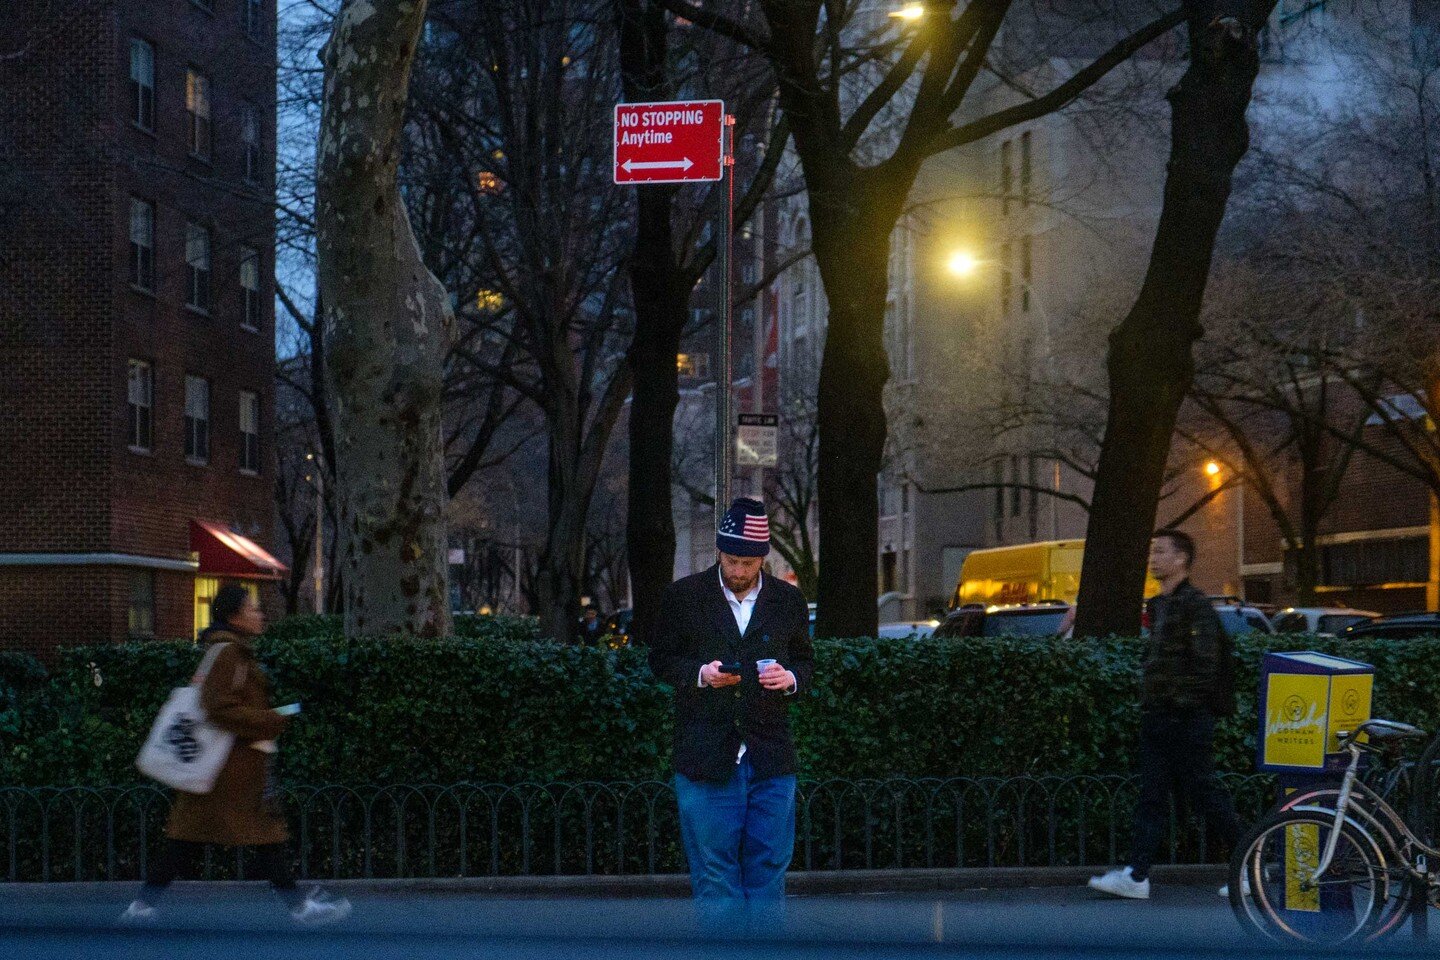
1228, 717, 1440, 944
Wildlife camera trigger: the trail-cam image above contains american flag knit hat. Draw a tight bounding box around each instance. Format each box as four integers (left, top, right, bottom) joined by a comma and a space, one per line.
717, 497, 771, 558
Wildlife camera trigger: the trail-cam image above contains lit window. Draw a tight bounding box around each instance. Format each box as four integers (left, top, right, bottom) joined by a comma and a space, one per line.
186, 69, 211, 160
240, 247, 261, 330
239, 390, 260, 474
129, 198, 154, 291
185, 222, 211, 312
475, 289, 505, 312
677, 352, 710, 379
185, 374, 210, 463
130, 39, 154, 131
128, 359, 153, 451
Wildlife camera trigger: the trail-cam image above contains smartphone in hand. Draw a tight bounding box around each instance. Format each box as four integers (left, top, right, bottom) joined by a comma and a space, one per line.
274, 703, 302, 717
718, 663, 742, 675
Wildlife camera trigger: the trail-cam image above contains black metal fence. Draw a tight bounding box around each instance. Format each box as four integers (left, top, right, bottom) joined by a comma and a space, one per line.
2, 775, 1277, 883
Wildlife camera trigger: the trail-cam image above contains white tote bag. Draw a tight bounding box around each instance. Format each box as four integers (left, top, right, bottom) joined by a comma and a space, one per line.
135, 642, 238, 794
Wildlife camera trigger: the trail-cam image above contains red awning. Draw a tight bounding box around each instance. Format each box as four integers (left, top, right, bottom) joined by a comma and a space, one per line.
190, 520, 288, 581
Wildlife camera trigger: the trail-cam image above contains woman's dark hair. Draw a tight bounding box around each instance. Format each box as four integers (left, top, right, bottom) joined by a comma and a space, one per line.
210, 583, 252, 628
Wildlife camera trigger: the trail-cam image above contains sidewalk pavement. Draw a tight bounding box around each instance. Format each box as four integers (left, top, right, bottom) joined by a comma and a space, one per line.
0, 864, 1228, 899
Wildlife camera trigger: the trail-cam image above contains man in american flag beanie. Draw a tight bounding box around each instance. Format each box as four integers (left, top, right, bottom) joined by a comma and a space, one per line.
648, 497, 814, 920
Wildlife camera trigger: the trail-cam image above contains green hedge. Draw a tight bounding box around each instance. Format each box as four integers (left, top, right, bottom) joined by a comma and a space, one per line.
5, 626, 1440, 786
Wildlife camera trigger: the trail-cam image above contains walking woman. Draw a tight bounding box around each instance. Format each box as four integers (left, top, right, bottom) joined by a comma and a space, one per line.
121, 584, 350, 925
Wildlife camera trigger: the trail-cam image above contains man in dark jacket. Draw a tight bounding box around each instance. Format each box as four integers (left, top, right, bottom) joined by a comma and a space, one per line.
649, 497, 813, 907
1089, 528, 1242, 901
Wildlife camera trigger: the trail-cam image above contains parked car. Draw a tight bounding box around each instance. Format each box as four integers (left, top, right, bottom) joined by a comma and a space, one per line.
933, 601, 1072, 639
1341, 612, 1440, 640
876, 620, 940, 640
1208, 596, 1276, 637
1271, 607, 1378, 637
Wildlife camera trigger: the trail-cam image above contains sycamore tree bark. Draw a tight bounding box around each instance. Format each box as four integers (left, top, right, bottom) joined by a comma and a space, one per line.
317, 0, 454, 638
1073, 0, 1278, 638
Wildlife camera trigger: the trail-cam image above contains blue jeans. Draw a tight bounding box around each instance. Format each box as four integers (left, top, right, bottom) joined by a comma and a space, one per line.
674, 755, 796, 902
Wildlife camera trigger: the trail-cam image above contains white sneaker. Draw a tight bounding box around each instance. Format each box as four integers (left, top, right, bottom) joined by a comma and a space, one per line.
290, 887, 353, 927
1087, 866, 1151, 900
1219, 876, 1251, 898
118, 900, 156, 924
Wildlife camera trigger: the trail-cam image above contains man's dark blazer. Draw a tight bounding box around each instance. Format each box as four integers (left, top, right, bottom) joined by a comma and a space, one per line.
648, 565, 814, 783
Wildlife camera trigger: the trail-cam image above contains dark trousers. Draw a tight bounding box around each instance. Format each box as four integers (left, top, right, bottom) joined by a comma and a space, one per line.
1129, 707, 1241, 881
139, 839, 301, 907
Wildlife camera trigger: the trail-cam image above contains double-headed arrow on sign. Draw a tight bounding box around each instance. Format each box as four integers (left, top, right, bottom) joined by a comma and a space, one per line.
620, 157, 694, 173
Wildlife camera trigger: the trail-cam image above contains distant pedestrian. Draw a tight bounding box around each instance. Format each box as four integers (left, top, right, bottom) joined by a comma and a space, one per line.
579, 606, 605, 645
649, 497, 813, 918
1088, 529, 1241, 901
121, 584, 351, 926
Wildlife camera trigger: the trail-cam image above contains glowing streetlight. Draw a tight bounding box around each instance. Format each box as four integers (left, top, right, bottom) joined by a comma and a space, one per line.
1204, 460, 1221, 477
888, 3, 924, 20
947, 250, 981, 278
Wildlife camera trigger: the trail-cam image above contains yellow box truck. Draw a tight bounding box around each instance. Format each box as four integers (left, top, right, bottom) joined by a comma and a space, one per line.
952, 540, 1160, 609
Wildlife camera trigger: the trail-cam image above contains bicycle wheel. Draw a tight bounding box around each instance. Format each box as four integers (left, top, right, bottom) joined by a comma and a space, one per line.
1272, 788, 1415, 940
1229, 807, 1392, 945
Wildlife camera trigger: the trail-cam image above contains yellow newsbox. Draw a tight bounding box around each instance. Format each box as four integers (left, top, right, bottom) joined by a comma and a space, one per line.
1258, 651, 1372, 773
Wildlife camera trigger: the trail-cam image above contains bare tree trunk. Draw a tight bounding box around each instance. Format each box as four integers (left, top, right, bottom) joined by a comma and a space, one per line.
317, 0, 455, 638
619, 0, 684, 645
811, 202, 898, 640
1074, 1, 1277, 638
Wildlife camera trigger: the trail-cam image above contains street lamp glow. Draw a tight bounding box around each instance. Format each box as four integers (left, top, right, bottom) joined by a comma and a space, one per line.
947, 250, 981, 278
1204, 460, 1221, 477
888, 3, 924, 20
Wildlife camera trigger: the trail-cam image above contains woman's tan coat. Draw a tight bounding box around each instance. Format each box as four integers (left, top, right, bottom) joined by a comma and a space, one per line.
165, 630, 290, 846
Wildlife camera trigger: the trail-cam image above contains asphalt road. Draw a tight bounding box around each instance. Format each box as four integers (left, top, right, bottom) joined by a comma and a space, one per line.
0, 884, 1433, 959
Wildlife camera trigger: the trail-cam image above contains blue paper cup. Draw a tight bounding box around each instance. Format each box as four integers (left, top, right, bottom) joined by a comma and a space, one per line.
756, 658, 778, 674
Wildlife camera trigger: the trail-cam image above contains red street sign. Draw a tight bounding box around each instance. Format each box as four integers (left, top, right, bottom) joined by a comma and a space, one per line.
613, 99, 725, 184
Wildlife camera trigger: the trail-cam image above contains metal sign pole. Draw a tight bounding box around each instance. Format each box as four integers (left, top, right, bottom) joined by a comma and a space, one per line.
715, 115, 735, 529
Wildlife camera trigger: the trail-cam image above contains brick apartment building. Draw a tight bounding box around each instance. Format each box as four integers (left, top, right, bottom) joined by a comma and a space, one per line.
0, 0, 284, 658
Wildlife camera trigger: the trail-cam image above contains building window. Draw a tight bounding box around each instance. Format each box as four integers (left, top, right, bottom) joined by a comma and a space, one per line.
1000, 241, 1013, 317
128, 571, 156, 638
1009, 455, 1022, 517
244, 0, 264, 39
129, 39, 155, 131
881, 550, 897, 594
1020, 235, 1032, 313
185, 222, 211, 313
185, 375, 210, 463
1000, 139, 1013, 216
1020, 130, 1032, 207
240, 247, 261, 330
242, 103, 261, 183
992, 460, 1004, 535
677, 352, 710, 379
186, 69, 212, 160
129, 198, 154, 291
239, 390, 260, 473
128, 360, 153, 451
